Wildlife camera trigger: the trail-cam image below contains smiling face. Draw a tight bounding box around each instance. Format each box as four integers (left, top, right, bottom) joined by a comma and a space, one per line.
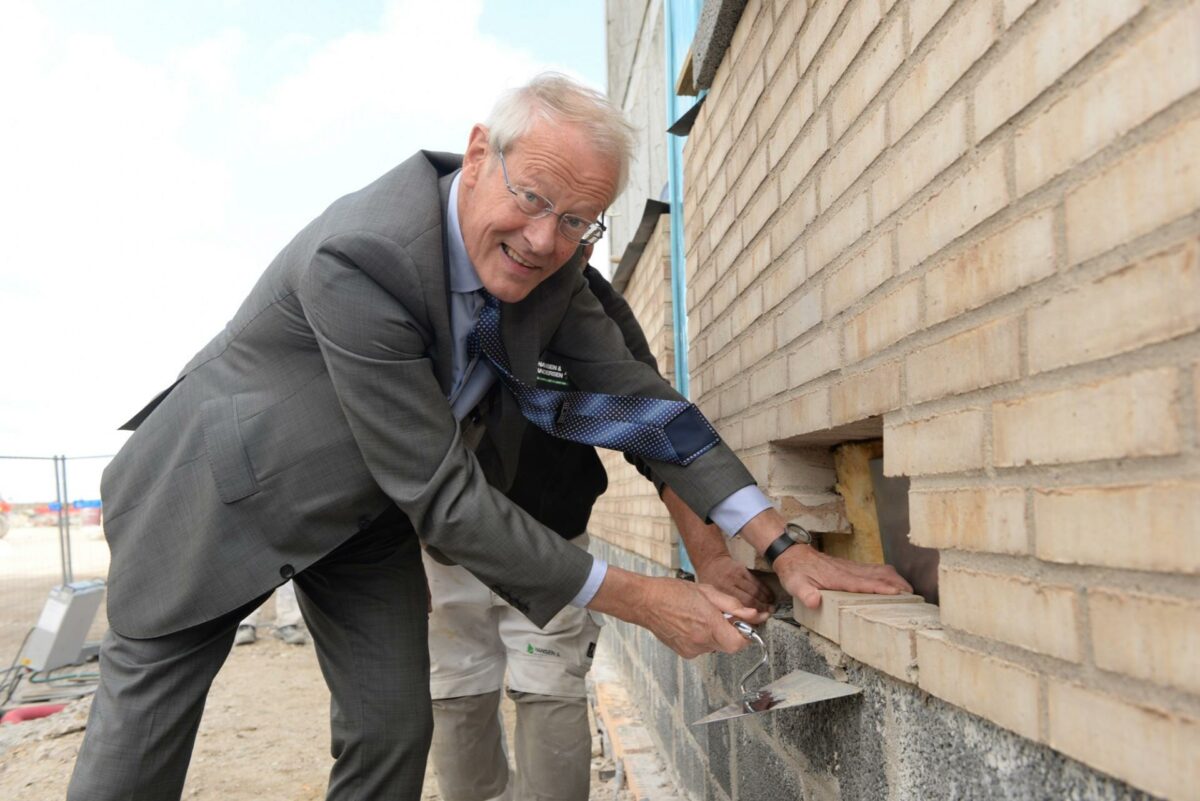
457, 120, 618, 303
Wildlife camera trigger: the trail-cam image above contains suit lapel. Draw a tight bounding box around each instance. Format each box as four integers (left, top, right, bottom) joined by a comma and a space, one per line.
427, 170, 457, 396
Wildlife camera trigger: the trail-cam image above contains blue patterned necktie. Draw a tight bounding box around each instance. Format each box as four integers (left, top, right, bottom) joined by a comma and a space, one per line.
469, 291, 719, 466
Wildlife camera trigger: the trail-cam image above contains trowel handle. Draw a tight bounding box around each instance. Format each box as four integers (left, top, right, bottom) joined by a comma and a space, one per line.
722, 613, 756, 639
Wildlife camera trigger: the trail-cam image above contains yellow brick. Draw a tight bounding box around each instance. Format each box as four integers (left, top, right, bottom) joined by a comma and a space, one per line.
741, 174, 780, 243
1002, 0, 1037, 27
974, 0, 1144, 141
734, 150, 770, 216
916, 630, 1040, 740
831, 17, 904, 141
815, 0, 886, 105
1047, 682, 1200, 801
796, 0, 850, 78
939, 566, 1081, 661
749, 355, 789, 404
924, 209, 1055, 324
732, 63, 767, 139
793, 589, 924, 643
1065, 113, 1200, 265
742, 404, 779, 447
831, 361, 902, 425
897, 147, 1007, 273
820, 105, 886, 210
872, 98, 968, 223
765, 0, 808, 80
906, 316, 1020, 403
740, 321, 777, 369
757, 51, 800, 134
767, 78, 816, 169
763, 248, 808, 311
908, 0, 954, 52
1028, 240, 1200, 374
1034, 482, 1200, 573
775, 289, 822, 346
823, 234, 892, 318
889, 0, 996, 142
720, 381, 750, 418
908, 487, 1028, 554
778, 388, 831, 437
808, 192, 870, 276
730, 285, 764, 334
993, 369, 1182, 467
843, 280, 920, 361
841, 602, 941, 682
787, 327, 841, 386
884, 407, 987, 476
1015, 2, 1200, 195
1089, 588, 1200, 695
770, 186, 818, 256
780, 117, 829, 201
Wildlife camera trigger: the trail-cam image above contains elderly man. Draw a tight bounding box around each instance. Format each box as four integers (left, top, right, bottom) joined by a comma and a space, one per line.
68, 74, 907, 801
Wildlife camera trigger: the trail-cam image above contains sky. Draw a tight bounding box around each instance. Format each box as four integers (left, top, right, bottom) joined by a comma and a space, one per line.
0, 0, 611, 502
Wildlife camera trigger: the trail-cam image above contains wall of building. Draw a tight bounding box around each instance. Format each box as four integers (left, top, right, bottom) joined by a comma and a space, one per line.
598, 0, 1200, 799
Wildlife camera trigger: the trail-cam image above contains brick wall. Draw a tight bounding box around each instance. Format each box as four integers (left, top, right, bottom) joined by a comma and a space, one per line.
669, 0, 1200, 797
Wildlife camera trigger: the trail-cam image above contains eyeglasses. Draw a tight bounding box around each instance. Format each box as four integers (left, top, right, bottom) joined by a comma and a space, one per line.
497, 150, 607, 245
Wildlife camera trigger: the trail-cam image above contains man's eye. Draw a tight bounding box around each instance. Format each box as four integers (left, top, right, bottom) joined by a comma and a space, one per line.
562, 215, 587, 230
522, 190, 542, 205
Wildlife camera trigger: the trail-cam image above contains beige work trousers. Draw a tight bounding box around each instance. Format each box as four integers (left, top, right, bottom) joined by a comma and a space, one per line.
423, 537, 601, 801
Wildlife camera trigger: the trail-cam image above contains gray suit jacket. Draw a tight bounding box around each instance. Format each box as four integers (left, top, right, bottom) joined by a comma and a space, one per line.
101, 150, 754, 639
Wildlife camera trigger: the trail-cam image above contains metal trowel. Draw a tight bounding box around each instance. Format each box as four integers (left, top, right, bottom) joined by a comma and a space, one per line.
692, 615, 861, 726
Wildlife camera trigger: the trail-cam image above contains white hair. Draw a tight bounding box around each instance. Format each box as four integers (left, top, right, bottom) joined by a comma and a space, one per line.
486, 72, 636, 195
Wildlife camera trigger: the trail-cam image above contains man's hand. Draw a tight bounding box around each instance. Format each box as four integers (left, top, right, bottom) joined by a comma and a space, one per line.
587, 566, 769, 658
694, 554, 774, 613
772, 544, 912, 609
737, 507, 912, 607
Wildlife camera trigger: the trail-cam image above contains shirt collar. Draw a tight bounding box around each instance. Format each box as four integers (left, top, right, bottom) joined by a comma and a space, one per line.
446, 172, 483, 294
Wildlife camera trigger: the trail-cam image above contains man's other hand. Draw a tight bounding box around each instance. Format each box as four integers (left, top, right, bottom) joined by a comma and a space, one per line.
773, 544, 912, 609
694, 555, 775, 613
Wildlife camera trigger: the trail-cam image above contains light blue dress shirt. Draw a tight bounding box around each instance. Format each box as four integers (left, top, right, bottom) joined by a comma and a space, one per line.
443, 174, 772, 607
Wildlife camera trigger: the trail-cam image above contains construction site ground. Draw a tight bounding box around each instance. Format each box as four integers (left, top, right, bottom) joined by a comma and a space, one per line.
0, 525, 674, 799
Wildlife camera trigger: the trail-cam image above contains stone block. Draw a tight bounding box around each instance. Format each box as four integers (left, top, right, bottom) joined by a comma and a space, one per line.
915, 629, 1040, 741
1047, 680, 1200, 801
792, 589, 924, 643
884, 407, 987, 476
774, 288, 821, 346
896, 147, 1007, 273
889, 0, 996, 142
763, 249, 811, 312
905, 315, 1020, 403
820, 105, 887, 210
974, 0, 1143, 141
908, 0, 954, 53
908, 487, 1028, 554
1089, 587, 1200, 695
777, 387, 831, 437
1066, 113, 1200, 265
830, 16, 904, 141
992, 368, 1182, 467
830, 361, 902, 424
823, 233, 892, 318
1028, 239, 1200, 374
787, 327, 841, 386
843, 279, 920, 361
840, 601, 942, 683
770, 185, 818, 256
939, 565, 1081, 662
924, 209, 1055, 325
809, 192, 871, 276
872, 97, 968, 222
1015, 1, 1200, 195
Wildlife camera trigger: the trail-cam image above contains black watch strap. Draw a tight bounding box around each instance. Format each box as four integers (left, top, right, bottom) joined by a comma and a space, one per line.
764, 523, 812, 566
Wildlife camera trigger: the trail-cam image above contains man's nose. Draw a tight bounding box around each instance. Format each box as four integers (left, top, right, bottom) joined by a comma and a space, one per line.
524, 214, 559, 254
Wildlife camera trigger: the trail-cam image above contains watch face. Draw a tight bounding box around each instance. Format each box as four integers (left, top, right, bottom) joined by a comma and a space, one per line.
785, 523, 813, 544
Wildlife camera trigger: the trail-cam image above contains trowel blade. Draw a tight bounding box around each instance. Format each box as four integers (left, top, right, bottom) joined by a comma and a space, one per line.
692, 669, 861, 725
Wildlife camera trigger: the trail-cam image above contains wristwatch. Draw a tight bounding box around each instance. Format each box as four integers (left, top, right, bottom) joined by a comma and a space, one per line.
763, 522, 813, 566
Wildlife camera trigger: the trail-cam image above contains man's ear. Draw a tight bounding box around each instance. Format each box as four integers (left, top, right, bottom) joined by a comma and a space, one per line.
461, 124, 490, 189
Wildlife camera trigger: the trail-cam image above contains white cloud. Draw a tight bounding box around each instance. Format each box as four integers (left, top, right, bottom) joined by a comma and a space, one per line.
0, 0, 600, 500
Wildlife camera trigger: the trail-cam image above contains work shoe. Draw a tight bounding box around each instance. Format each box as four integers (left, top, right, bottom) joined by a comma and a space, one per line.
234, 624, 257, 646
274, 625, 308, 646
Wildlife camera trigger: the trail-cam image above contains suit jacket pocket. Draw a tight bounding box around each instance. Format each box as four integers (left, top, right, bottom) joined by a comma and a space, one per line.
201, 396, 260, 504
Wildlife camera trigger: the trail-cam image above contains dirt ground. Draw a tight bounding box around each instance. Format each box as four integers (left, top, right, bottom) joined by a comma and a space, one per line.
0, 528, 632, 799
